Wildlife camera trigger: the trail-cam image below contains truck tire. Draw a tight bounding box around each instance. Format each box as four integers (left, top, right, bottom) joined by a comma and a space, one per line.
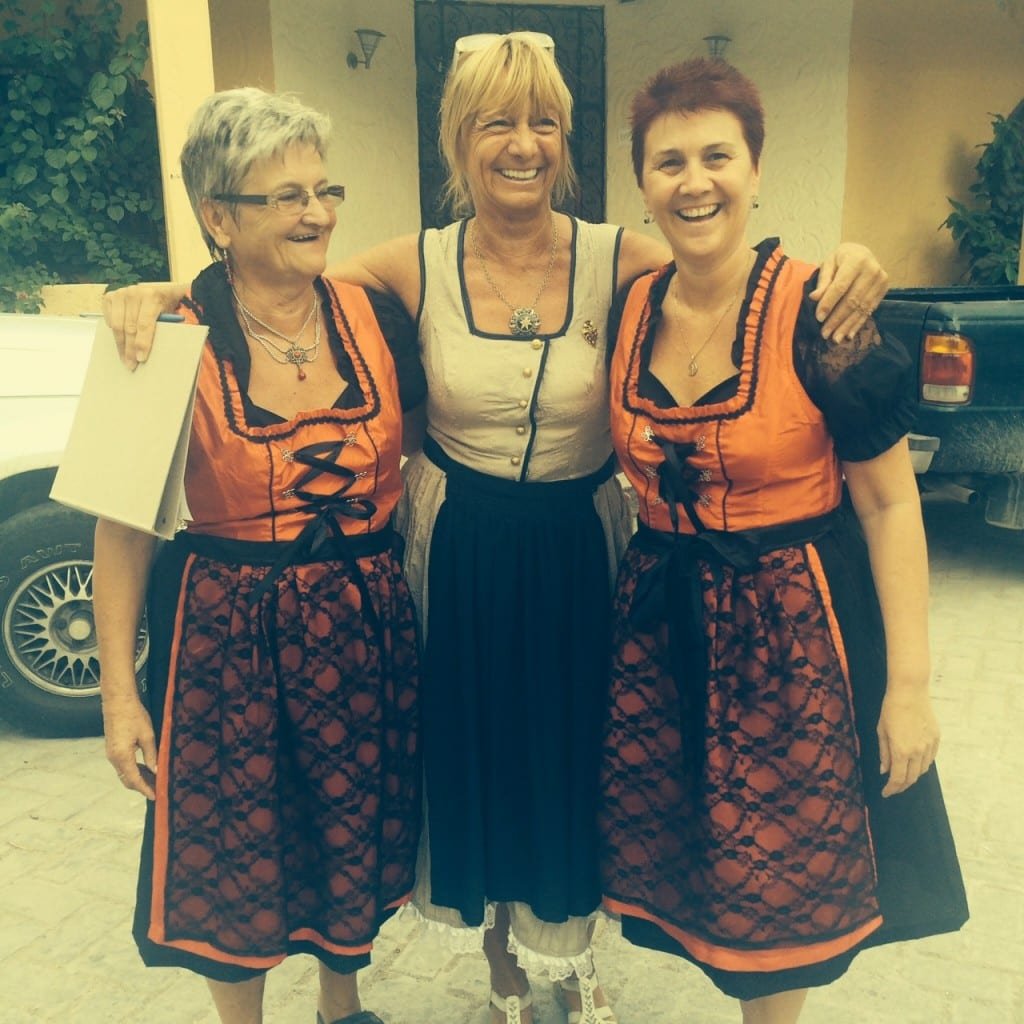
0, 502, 147, 736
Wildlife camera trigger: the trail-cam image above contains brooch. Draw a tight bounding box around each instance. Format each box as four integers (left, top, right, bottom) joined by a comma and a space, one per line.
582, 319, 598, 347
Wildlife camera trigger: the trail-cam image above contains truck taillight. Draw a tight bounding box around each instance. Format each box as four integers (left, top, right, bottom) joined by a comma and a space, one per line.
921, 332, 974, 404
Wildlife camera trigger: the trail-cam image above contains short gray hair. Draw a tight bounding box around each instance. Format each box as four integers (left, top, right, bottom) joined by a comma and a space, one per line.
180, 88, 332, 255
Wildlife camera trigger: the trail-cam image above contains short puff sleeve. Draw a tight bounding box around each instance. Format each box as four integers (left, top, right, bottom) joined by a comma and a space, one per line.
794, 274, 916, 462
366, 288, 427, 412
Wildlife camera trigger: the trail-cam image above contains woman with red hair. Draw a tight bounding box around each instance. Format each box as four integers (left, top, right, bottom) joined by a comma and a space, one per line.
601, 58, 968, 1023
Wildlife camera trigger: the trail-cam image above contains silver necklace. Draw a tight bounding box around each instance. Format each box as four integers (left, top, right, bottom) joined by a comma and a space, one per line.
670, 258, 750, 377
470, 219, 560, 338
232, 289, 321, 380
240, 303, 322, 380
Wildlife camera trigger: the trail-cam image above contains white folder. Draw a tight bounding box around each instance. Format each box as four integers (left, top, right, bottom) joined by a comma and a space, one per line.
51, 320, 208, 539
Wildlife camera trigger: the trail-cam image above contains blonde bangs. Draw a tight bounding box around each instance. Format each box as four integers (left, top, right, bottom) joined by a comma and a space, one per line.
481, 45, 573, 132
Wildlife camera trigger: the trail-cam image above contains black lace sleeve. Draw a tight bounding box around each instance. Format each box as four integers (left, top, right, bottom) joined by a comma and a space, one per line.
366, 288, 427, 412
793, 273, 916, 462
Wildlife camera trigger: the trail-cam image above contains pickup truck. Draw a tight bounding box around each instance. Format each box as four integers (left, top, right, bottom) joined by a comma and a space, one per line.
0, 313, 147, 735
876, 284, 1024, 529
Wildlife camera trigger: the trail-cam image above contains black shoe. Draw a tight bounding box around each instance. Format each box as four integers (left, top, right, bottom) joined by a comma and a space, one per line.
317, 1012, 385, 1024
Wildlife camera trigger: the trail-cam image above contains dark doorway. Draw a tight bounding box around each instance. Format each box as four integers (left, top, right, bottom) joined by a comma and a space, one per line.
414, 1, 606, 229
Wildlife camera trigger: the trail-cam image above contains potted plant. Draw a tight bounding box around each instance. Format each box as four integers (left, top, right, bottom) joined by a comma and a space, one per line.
944, 99, 1024, 285
0, 0, 168, 312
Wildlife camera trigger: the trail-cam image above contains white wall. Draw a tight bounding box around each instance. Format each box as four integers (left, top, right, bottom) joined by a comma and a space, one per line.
606, 0, 853, 262
269, 0, 421, 264
271, 0, 853, 265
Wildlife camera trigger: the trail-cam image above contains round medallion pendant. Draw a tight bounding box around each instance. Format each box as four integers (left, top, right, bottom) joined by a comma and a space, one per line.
285, 346, 310, 366
508, 306, 541, 338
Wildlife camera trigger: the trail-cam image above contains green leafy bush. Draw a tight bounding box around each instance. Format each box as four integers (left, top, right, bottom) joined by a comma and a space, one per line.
944, 102, 1024, 285
0, 0, 168, 311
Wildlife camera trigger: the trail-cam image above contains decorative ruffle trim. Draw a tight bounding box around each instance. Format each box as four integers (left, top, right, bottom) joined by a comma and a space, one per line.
398, 901, 598, 980
397, 900, 497, 956
506, 927, 595, 982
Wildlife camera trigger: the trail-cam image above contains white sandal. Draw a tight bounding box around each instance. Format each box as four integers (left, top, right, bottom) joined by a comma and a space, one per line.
490, 987, 533, 1024
554, 973, 618, 1024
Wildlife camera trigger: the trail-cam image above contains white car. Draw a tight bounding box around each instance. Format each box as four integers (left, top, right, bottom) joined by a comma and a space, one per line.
0, 314, 147, 734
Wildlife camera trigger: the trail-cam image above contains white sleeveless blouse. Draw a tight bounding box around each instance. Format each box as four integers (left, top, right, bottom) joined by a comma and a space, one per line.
417, 217, 623, 482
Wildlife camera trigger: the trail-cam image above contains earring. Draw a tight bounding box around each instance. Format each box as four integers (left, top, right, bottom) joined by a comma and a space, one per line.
750, 195, 760, 210
643, 208, 654, 224
219, 247, 234, 283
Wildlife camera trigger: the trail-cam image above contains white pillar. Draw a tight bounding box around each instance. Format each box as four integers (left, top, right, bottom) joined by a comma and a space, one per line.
146, 0, 216, 282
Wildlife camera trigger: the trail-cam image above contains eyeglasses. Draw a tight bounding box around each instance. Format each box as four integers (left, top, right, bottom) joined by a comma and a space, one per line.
211, 184, 346, 215
453, 31, 555, 60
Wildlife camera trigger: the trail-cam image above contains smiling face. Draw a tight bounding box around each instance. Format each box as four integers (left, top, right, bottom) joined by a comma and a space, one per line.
640, 107, 760, 268
203, 143, 335, 291
440, 36, 576, 218
462, 104, 564, 219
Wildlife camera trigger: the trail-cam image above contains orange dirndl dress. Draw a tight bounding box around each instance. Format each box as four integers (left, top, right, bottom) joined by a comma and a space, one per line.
134, 263, 422, 981
601, 240, 968, 999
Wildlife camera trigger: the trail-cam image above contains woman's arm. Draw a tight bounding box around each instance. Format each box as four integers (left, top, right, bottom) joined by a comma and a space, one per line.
843, 438, 939, 798
616, 228, 672, 282
93, 519, 159, 800
105, 233, 424, 365
403, 404, 427, 457
616, 231, 889, 342
327, 233, 421, 319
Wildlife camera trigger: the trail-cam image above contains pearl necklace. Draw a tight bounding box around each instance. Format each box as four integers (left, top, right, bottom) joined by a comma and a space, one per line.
470, 218, 560, 338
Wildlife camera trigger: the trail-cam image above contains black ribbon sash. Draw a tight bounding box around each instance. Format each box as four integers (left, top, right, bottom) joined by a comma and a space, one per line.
628, 508, 842, 781
179, 438, 391, 671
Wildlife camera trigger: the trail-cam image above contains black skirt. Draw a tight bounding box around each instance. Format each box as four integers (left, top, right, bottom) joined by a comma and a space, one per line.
421, 438, 617, 926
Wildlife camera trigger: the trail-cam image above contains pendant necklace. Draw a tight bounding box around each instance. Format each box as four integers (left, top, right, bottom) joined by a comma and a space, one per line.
470, 218, 559, 338
672, 256, 751, 377
233, 289, 321, 380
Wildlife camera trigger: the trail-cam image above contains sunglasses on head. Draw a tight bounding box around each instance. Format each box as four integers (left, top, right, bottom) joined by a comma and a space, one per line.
453, 31, 556, 60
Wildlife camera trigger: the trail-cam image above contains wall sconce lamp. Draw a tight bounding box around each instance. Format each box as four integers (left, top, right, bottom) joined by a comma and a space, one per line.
703, 34, 731, 60
347, 28, 385, 70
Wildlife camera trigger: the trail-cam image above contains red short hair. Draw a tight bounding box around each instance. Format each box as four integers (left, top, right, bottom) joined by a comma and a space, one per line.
630, 59, 765, 185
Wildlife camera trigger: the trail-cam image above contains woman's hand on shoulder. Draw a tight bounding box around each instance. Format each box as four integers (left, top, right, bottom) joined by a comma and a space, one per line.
103, 282, 188, 369
877, 684, 939, 798
809, 242, 889, 343
102, 692, 157, 800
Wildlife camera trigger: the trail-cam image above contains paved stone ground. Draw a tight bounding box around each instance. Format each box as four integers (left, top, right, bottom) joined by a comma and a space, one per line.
0, 497, 1021, 1023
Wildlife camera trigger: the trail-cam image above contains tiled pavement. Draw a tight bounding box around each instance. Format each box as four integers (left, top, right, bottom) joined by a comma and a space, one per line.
0, 497, 1021, 1023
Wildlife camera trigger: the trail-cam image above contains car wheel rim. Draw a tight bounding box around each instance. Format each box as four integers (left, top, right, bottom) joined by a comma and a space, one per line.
2, 559, 147, 699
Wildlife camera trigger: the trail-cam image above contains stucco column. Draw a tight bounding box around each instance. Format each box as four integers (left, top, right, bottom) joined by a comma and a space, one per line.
146, 0, 216, 281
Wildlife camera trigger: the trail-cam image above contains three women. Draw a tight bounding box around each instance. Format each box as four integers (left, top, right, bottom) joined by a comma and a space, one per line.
99, 37, 921, 1024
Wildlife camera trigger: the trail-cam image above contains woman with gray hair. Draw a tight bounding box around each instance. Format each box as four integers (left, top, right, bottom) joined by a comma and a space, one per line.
93, 88, 426, 1024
